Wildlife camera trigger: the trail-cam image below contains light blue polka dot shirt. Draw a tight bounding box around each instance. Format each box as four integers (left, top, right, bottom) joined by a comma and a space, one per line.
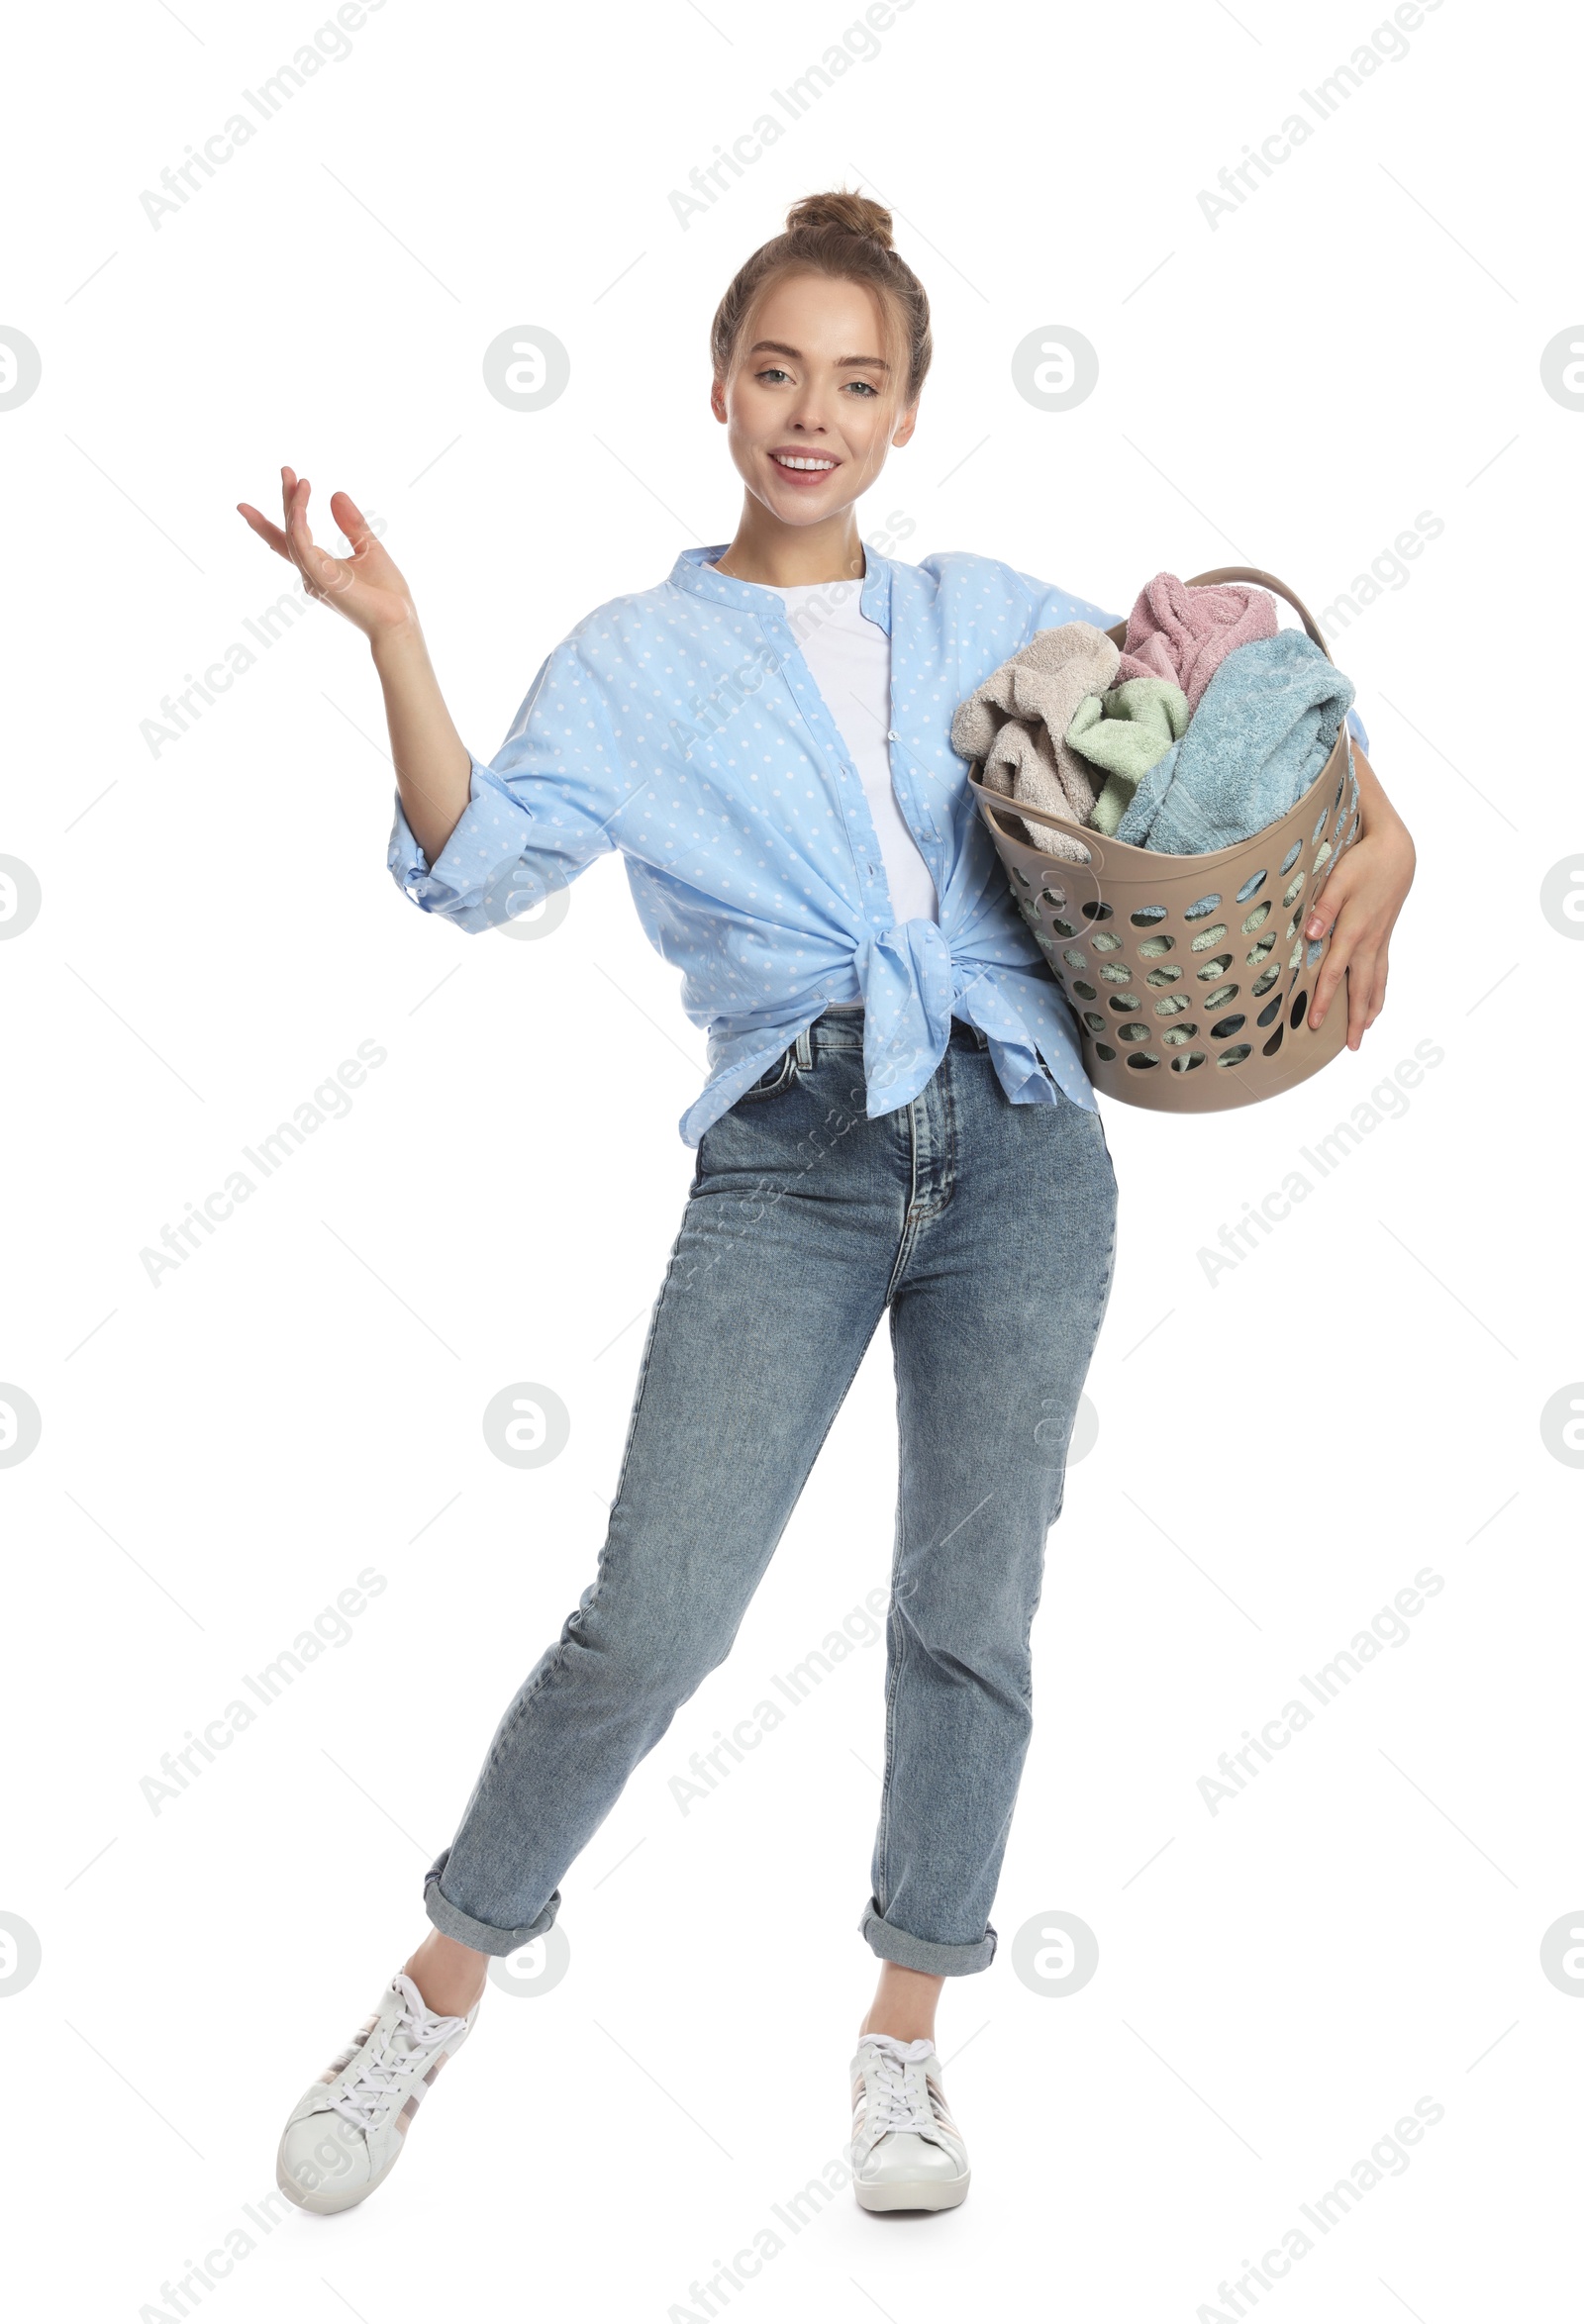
387, 542, 1316, 1147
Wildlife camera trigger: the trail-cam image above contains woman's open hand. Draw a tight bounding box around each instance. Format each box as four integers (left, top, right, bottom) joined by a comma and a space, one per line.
1304, 745, 1416, 1048
237, 468, 418, 643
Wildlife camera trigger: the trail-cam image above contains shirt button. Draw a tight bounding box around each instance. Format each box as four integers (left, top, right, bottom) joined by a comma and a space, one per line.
886, 728, 900, 741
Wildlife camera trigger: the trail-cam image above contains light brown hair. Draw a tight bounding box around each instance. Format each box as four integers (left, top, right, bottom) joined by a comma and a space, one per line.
710, 188, 933, 408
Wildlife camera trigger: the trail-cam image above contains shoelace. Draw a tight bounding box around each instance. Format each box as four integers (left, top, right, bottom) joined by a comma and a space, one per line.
330, 1985, 467, 2131
857, 2035, 942, 2139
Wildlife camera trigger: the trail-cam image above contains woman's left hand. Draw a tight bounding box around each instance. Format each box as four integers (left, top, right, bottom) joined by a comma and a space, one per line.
1303, 747, 1417, 1049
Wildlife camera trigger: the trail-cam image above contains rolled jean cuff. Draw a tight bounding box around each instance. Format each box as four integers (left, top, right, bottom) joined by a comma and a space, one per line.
423, 1848, 561, 1958
858, 1895, 996, 1977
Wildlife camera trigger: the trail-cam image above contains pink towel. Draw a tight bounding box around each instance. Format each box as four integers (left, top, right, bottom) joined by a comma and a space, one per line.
1115, 572, 1278, 712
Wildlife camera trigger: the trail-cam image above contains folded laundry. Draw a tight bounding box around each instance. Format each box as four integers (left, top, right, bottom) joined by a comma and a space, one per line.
1115, 571, 1278, 710
1065, 676, 1190, 837
1113, 628, 1354, 856
950, 621, 1119, 859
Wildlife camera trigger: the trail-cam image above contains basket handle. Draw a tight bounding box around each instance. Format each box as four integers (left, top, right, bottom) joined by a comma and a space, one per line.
1106, 568, 1333, 663
965, 773, 1106, 869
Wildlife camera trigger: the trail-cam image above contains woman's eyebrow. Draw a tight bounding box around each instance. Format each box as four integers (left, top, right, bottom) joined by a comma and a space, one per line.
746, 339, 891, 372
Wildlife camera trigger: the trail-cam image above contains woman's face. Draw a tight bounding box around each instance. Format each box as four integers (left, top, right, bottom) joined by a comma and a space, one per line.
711, 269, 917, 528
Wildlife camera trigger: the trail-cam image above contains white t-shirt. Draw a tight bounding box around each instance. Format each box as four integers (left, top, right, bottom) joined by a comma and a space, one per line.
716, 569, 939, 925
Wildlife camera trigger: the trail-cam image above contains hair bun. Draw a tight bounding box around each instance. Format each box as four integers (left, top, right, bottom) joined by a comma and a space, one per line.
785, 188, 894, 248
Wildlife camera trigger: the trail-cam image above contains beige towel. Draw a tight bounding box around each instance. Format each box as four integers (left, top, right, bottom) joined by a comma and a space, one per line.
951, 623, 1121, 860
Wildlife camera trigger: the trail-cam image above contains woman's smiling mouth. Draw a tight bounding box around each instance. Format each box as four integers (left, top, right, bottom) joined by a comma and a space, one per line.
769, 447, 840, 481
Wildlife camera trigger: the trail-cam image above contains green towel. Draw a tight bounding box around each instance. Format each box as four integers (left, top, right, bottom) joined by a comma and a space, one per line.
1066, 678, 1190, 837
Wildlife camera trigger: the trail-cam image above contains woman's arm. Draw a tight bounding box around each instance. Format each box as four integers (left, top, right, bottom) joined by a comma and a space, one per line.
368, 627, 472, 867
238, 469, 471, 863
1303, 743, 1416, 1047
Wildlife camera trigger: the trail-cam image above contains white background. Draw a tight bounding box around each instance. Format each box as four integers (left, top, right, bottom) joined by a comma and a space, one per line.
3, 0, 1581, 2316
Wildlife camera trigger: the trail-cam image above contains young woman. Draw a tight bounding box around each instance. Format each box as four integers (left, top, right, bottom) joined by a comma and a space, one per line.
240, 189, 1416, 2219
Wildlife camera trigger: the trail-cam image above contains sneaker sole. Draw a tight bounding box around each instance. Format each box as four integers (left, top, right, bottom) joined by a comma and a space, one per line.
855, 2169, 970, 2213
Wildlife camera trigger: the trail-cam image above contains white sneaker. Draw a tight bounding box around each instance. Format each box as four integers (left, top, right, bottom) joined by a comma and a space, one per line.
849, 2032, 970, 2211
276, 1971, 481, 2214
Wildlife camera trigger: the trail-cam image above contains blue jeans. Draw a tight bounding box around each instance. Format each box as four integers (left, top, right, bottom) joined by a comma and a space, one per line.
424, 1008, 1119, 1974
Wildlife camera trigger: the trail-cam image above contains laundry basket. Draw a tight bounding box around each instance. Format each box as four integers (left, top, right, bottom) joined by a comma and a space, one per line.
967, 566, 1361, 1114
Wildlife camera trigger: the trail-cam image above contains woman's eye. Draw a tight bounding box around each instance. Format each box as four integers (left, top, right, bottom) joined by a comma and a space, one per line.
756, 367, 792, 385
844, 380, 879, 397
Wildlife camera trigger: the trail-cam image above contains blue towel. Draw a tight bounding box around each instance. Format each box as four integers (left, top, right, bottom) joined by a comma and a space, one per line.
1114, 629, 1355, 855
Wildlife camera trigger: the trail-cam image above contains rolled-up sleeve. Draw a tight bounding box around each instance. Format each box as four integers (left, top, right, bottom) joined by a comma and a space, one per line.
386, 637, 632, 934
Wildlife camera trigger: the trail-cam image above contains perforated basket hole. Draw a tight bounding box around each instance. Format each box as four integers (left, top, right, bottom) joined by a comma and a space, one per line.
1306, 937, 1325, 967
1099, 964, 1133, 984
1195, 954, 1234, 982
1250, 965, 1281, 997
1311, 804, 1329, 843
1344, 811, 1359, 846
1282, 870, 1306, 909
1211, 1013, 1246, 1039
1117, 1022, 1152, 1044
1241, 902, 1271, 934
1061, 947, 1087, 969
1313, 841, 1333, 876
1280, 839, 1302, 874
1083, 1011, 1105, 1031
1145, 965, 1182, 988
1090, 932, 1123, 956
1169, 1050, 1206, 1073
1245, 936, 1275, 968
1262, 1023, 1285, 1057
1217, 1044, 1252, 1068
1040, 885, 1068, 908
1288, 939, 1303, 971
1093, 1041, 1117, 1061
1014, 865, 1032, 887
1108, 994, 1141, 1014
1130, 905, 1168, 926
1289, 989, 1308, 1029
1333, 770, 1345, 812
1081, 900, 1115, 922
1201, 982, 1239, 1011
1126, 1051, 1160, 1070
1256, 996, 1283, 1027
1072, 981, 1097, 1001
1160, 1024, 1199, 1046
1189, 923, 1229, 952
1286, 914, 1302, 940
1154, 994, 1191, 1017
1236, 869, 1268, 903
1138, 934, 1175, 958
1183, 893, 1222, 920
1052, 917, 1078, 939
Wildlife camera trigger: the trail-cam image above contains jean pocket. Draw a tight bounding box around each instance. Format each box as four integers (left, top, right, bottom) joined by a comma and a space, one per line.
736, 1044, 799, 1104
